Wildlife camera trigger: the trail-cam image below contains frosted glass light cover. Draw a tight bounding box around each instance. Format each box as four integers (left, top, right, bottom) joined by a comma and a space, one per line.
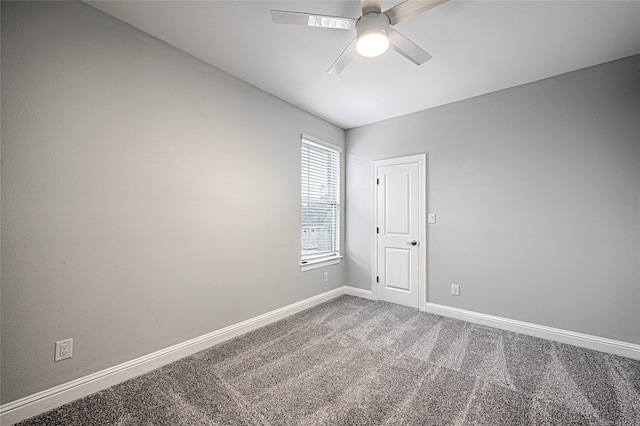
356, 31, 389, 57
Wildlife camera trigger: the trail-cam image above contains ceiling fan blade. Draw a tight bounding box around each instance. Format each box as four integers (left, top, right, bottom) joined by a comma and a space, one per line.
388, 27, 432, 65
271, 10, 356, 29
361, 0, 382, 14
328, 38, 358, 74
384, 0, 449, 26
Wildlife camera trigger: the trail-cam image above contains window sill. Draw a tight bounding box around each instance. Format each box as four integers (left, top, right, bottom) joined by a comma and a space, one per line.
300, 256, 343, 272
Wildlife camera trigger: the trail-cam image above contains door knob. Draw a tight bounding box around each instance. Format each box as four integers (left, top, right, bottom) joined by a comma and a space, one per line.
410, 240, 418, 246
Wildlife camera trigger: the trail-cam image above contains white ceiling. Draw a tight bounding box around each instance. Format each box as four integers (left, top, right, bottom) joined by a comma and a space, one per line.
86, 1, 640, 129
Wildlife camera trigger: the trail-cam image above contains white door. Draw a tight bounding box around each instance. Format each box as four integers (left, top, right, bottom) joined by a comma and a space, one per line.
375, 155, 425, 309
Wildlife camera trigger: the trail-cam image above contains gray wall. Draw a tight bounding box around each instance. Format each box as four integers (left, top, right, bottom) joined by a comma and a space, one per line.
346, 55, 640, 345
1, 1, 345, 404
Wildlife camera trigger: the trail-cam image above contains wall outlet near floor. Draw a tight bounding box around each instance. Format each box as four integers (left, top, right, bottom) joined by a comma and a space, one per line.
451, 284, 460, 296
55, 338, 73, 362
323, 272, 329, 282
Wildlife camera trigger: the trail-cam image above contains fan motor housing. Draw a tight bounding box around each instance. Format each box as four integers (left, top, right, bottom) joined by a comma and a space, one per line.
356, 12, 391, 38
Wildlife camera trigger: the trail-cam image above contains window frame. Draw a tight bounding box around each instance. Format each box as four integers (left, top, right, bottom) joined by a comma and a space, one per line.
300, 133, 342, 272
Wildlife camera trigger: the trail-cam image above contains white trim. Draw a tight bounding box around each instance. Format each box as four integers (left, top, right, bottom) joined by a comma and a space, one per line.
426, 303, 640, 361
417, 155, 427, 312
372, 154, 427, 311
0, 287, 345, 426
300, 255, 342, 271
370, 160, 379, 302
300, 133, 342, 153
5, 289, 640, 425
344, 286, 374, 300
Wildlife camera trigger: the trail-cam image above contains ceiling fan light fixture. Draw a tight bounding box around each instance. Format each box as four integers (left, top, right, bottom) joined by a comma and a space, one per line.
356, 29, 389, 57
355, 12, 391, 58
272, 0, 447, 74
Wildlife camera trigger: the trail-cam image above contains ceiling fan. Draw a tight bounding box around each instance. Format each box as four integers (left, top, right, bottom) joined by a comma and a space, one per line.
271, 0, 449, 74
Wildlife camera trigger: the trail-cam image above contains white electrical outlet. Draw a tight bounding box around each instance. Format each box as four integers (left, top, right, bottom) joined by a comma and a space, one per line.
55, 338, 73, 362
451, 284, 460, 296
323, 272, 329, 282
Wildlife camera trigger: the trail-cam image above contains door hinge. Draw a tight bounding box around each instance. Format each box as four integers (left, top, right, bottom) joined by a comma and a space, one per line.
376, 227, 379, 234
376, 276, 379, 283
376, 178, 379, 185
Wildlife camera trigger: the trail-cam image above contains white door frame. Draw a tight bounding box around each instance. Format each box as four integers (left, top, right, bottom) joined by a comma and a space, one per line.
371, 153, 427, 311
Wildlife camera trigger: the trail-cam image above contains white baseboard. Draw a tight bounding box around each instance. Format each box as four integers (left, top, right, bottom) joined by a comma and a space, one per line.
344, 286, 374, 300
0, 287, 346, 426
426, 302, 640, 361
6, 289, 637, 425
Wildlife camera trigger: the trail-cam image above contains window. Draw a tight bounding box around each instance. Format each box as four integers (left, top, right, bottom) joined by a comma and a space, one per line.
300, 134, 342, 270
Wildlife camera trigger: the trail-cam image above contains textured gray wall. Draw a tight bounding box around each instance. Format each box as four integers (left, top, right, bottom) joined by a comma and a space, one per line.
346, 55, 640, 345
1, 1, 344, 404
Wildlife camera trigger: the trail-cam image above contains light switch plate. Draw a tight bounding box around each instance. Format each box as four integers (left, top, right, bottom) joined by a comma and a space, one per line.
428, 213, 436, 224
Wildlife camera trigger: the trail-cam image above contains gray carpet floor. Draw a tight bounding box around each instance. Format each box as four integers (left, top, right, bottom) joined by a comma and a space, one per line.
18, 296, 640, 425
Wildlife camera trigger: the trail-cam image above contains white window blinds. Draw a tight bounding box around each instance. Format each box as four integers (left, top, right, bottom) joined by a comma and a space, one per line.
301, 136, 341, 263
